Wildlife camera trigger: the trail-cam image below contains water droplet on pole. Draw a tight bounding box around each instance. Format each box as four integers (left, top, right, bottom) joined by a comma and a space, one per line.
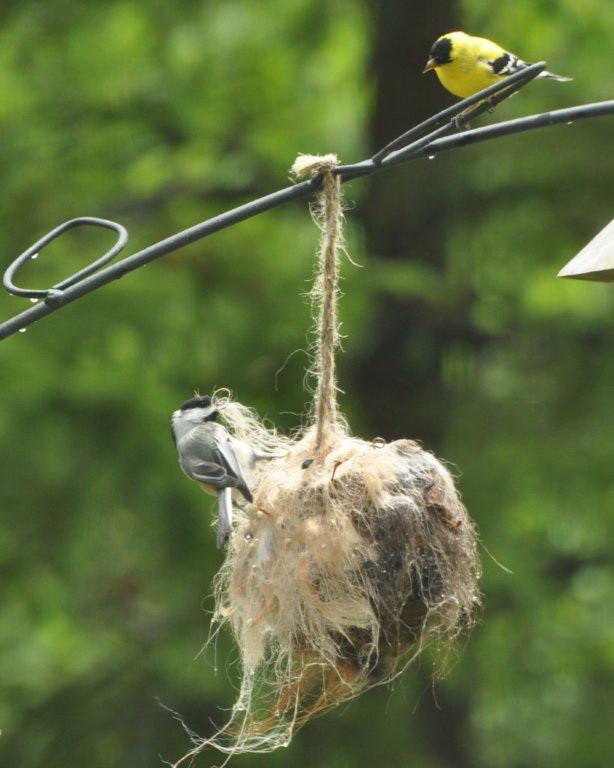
18, 328, 27, 333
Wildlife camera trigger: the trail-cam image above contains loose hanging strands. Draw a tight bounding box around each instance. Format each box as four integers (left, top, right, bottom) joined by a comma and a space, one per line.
173, 155, 481, 765
292, 154, 344, 452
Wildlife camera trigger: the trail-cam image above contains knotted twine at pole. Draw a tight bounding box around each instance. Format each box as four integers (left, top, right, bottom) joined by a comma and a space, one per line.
291, 153, 343, 453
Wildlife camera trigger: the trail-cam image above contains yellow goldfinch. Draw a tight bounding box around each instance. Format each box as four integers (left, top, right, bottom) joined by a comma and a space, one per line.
423, 31, 571, 99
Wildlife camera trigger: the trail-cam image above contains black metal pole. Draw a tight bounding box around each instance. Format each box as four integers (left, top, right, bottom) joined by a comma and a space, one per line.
0, 179, 318, 340
383, 100, 614, 164
2, 74, 613, 342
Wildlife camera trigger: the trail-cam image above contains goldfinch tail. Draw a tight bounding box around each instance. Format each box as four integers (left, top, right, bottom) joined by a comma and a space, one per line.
539, 71, 572, 82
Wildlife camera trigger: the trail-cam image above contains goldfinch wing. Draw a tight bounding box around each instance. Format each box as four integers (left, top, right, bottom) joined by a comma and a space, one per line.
484, 48, 571, 82
471, 36, 529, 77
487, 51, 528, 76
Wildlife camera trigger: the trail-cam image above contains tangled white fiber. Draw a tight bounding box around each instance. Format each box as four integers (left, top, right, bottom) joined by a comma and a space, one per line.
173, 156, 481, 765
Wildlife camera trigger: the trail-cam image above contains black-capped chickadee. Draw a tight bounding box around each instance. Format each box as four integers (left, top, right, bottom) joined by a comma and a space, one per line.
171, 395, 277, 548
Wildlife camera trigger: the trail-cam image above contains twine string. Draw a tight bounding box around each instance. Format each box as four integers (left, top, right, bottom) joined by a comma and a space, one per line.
291, 153, 344, 452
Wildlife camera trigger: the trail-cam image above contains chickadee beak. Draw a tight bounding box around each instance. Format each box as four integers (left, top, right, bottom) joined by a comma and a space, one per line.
422, 58, 436, 73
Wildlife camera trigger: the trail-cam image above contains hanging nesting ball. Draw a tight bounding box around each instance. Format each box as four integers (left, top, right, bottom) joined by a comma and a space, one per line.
174, 156, 480, 763
209, 423, 480, 754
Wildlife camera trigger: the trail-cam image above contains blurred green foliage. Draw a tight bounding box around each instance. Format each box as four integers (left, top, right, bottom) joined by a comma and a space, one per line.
0, 1, 612, 766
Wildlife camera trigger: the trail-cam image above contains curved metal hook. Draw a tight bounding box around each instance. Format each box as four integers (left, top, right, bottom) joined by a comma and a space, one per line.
3, 216, 128, 304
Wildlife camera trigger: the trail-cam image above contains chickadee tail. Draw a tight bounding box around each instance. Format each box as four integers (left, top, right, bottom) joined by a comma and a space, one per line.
539, 71, 572, 82
216, 487, 233, 549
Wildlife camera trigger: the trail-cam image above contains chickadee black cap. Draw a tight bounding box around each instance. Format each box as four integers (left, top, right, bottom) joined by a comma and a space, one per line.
180, 395, 213, 411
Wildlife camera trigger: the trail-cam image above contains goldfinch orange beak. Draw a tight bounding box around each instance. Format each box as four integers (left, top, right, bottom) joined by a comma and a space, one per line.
422, 58, 436, 73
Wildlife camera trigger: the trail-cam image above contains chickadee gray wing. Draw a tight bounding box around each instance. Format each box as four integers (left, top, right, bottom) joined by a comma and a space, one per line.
214, 437, 253, 502
186, 460, 233, 488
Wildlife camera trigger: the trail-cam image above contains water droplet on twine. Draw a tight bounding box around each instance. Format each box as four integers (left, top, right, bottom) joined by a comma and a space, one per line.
31, 253, 39, 260
566, 121, 574, 126
19, 328, 27, 333
244, 532, 254, 542
30, 298, 38, 303
427, 155, 435, 160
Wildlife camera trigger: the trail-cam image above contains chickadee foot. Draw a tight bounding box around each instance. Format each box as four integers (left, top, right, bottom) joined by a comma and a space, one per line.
216, 527, 231, 549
